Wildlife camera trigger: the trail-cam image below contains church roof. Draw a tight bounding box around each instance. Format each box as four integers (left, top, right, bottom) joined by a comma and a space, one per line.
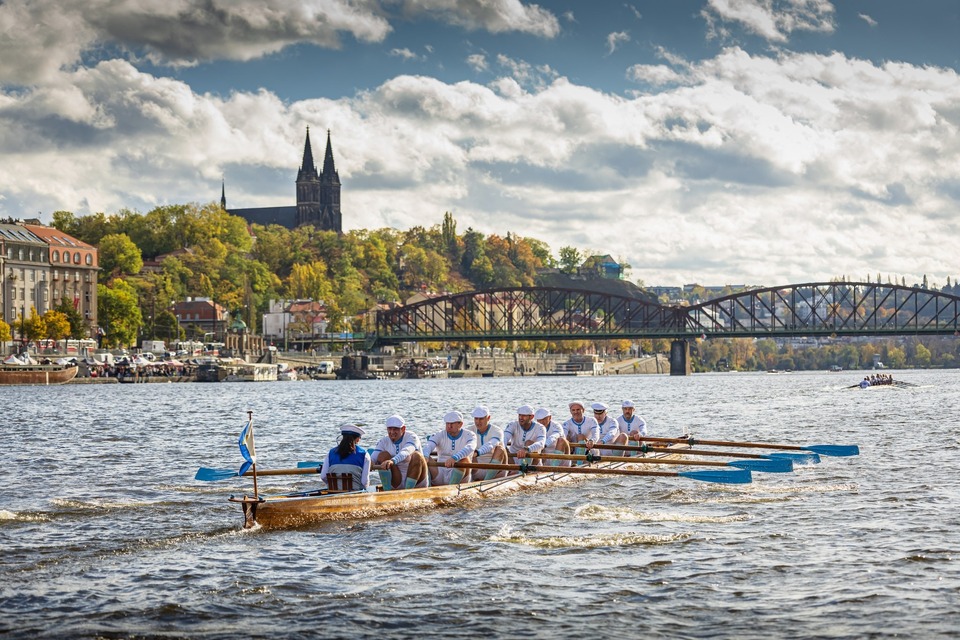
227, 206, 297, 229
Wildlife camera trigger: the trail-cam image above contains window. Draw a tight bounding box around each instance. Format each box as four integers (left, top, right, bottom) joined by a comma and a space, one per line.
52, 251, 59, 263
74, 252, 81, 264
18, 248, 24, 260
85, 254, 92, 265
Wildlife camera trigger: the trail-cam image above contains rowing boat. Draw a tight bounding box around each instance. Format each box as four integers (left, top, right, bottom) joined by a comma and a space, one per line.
228, 446, 688, 530
0, 363, 78, 385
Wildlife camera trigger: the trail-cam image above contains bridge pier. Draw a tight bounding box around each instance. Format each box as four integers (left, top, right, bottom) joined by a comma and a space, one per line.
670, 339, 692, 376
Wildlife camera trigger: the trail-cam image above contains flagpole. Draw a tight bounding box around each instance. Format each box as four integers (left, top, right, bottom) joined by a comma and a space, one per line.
247, 411, 260, 500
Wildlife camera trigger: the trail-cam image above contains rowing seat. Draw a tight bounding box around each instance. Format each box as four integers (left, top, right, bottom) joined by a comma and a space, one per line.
325, 473, 354, 493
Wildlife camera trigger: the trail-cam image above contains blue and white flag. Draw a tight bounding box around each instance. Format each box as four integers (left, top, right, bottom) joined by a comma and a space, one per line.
238, 420, 256, 476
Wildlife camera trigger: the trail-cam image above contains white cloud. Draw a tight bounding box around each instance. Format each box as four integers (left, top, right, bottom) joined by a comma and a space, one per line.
859, 13, 878, 27
390, 47, 424, 61
1, 47, 958, 286
466, 53, 489, 72
702, 0, 836, 43
606, 31, 631, 56
397, 0, 561, 37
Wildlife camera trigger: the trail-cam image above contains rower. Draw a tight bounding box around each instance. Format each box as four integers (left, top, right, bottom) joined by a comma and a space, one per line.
503, 404, 546, 465
534, 407, 570, 466
370, 414, 428, 490
467, 406, 508, 479
563, 400, 599, 458
593, 401, 628, 455
422, 411, 477, 485
617, 400, 648, 450
318, 424, 372, 492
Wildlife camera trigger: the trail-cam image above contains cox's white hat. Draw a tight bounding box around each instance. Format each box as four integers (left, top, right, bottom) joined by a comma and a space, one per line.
444, 410, 464, 423
385, 415, 405, 428
340, 424, 366, 436
471, 406, 490, 419
622, 400, 635, 408
591, 402, 608, 412
534, 407, 551, 420
516, 404, 535, 415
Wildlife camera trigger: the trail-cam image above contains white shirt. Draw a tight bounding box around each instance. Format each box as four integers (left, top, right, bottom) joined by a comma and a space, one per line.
563, 416, 600, 442
617, 413, 647, 437
542, 419, 566, 449
502, 420, 546, 454
370, 431, 423, 472
422, 428, 477, 463
467, 423, 504, 460
597, 415, 621, 444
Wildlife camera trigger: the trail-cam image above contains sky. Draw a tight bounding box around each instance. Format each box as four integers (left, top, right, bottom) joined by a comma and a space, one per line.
0, 0, 958, 288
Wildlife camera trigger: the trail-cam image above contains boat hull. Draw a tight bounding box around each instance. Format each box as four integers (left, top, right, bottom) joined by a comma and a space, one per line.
0, 364, 78, 385
229, 448, 682, 529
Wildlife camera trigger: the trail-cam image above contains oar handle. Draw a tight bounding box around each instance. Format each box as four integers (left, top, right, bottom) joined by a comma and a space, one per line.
452, 460, 682, 478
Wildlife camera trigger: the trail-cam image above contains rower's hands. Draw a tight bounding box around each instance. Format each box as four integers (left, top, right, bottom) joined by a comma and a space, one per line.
382, 460, 394, 470
444, 458, 455, 468
516, 448, 528, 459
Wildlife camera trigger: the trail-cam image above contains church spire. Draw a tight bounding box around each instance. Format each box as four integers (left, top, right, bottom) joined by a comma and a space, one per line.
322, 129, 339, 180
299, 126, 316, 176
220, 179, 226, 209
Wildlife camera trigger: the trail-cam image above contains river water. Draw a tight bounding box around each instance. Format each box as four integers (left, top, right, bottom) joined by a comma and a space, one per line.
2, 369, 958, 639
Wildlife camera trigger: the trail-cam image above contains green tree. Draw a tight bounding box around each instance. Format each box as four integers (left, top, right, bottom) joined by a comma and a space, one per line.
42, 310, 71, 341
54, 298, 87, 339
98, 279, 142, 347
0, 318, 10, 342
99, 233, 143, 278
559, 246, 581, 274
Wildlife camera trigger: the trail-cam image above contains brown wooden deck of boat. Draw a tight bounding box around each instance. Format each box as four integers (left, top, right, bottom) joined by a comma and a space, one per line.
0, 364, 79, 385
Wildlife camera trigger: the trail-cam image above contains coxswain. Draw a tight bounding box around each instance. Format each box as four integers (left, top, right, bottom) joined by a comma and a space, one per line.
318, 424, 371, 491
534, 407, 570, 466
503, 405, 546, 465
617, 400, 648, 449
467, 406, 508, 480
370, 415, 428, 490
422, 411, 477, 485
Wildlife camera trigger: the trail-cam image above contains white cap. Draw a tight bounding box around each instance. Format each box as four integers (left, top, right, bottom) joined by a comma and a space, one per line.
385, 415, 405, 428
471, 406, 490, 419
534, 407, 551, 420
568, 400, 585, 409
444, 410, 464, 423
340, 424, 366, 436
622, 400, 635, 408
516, 404, 535, 415
591, 402, 608, 412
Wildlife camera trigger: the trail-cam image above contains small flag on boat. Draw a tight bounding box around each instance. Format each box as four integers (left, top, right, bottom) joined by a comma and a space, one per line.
238, 419, 256, 476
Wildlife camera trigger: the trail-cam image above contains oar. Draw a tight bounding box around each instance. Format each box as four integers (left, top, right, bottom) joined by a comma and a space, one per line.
596, 442, 820, 464
533, 452, 792, 473
635, 436, 859, 457
196, 466, 325, 481
445, 460, 751, 485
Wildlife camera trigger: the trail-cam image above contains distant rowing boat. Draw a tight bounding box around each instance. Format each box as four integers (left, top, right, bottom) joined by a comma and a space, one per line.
0, 363, 78, 385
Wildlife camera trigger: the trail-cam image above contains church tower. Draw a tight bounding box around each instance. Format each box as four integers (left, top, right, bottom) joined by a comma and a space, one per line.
318, 130, 342, 234
296, 127, 322, 228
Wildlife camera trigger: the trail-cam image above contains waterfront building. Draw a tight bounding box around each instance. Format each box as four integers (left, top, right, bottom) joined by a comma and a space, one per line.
222, 127, 343, 233
171, 297, 227, 340
2, 221, 98, 337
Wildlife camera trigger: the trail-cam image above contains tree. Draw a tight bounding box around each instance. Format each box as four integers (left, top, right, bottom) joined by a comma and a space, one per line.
42, 310, 71, 341
14, 306, 46, 345
559, 246, 581, 274
54, 298, 87, 338
99, 233, 143, 278
0, 318, 10, 343
98, 279, 142, 347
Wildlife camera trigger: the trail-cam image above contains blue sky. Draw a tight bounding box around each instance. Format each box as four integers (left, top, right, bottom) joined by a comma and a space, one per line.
1, 0, 958, 287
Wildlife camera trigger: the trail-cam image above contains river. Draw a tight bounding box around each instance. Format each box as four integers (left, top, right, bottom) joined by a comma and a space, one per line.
2, 369, 958, 639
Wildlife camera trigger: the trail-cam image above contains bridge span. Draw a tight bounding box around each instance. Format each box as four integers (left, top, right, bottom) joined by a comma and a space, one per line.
372, 282, 960, 375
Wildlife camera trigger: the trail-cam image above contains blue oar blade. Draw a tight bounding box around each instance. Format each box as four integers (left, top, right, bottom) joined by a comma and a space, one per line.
769, 452, 821, 465
678, 468, 752, 484
297, 461, 323, 468
195, 467, 240, 482
729, 458, 793, 473
805, 444, 860, 457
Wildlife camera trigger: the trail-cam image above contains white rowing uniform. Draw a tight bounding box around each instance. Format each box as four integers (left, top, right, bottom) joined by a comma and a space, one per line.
542, 420, 566, 450
502, 420, 546, 456
370, 431, 423, 479
617, 413, 647, 438
422, 428, 477, 485
467, 423, 504, 464
563, 416, 599, 443
597, 415, 622, 444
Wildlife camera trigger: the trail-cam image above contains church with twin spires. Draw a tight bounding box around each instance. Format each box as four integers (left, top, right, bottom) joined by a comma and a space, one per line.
221, 127, 342, 233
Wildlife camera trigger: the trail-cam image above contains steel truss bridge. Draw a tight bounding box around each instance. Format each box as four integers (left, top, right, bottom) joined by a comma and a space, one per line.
372, 282, 960, 372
